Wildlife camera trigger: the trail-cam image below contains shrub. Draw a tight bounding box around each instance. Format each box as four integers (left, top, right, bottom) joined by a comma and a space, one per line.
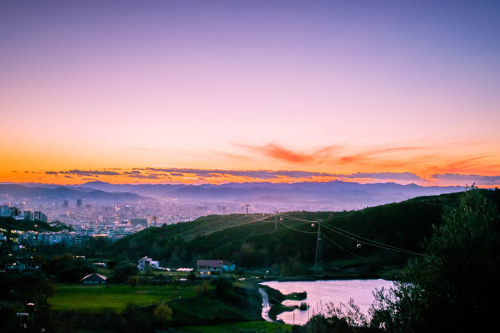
195, 280, 210, 297
154, 302, 173, 328
211, 276, 233, 296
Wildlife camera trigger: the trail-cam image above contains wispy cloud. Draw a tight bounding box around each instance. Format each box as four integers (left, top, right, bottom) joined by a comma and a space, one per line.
339, 146, 425, 165
343, 172, 424, 182
432, 173, 500, 186
19, 167, 500, 187
20, 140, 500, 187
237, 142, 429, 168
45, 169, 123, 177
238, 143, 340, 163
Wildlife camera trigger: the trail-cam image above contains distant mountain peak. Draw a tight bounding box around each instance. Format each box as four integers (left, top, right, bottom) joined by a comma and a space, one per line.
83, 181, 111, 185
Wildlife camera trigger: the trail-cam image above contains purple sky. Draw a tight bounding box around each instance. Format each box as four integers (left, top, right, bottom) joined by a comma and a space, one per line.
1, 1, 500, 186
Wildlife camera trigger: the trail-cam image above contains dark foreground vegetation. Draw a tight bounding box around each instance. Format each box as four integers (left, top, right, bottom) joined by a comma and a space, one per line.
291, 187, 500, 332
1, 187, 499, 332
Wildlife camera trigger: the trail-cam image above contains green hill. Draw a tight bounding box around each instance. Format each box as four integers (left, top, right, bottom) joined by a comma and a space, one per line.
106, 189, 500, 277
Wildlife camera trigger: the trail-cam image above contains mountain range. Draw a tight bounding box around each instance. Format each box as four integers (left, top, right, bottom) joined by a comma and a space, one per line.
0, 181, 465, 210
0, 183, 149, 203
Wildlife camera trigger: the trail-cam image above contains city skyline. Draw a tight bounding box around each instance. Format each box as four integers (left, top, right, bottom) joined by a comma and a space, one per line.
1, 1, 500, 187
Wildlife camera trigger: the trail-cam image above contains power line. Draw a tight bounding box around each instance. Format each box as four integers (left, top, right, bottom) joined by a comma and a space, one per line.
321, 234, 382, 267
278, 220, 316, 234
321, 223, 423, 256
279, 213, 423, 257
204, 213, 274, 236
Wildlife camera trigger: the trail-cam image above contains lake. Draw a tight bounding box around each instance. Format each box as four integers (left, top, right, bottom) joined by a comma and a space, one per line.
259, 279, 395, 325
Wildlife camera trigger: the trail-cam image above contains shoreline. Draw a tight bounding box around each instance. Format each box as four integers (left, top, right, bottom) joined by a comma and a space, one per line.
257, 278, 396, 324
258, 284, 307, 322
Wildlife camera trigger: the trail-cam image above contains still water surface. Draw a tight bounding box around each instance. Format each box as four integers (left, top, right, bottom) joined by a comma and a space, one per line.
260, 279, 394, 325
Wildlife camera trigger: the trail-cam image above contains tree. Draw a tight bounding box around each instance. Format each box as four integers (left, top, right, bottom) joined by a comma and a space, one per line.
370, 187, 500, 332
127, 276, 138, 287
154, 302, 173, 327
111, 261, 138, 283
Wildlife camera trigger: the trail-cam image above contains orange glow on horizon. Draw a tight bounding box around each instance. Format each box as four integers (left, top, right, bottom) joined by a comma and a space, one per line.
1, 167, 499, 188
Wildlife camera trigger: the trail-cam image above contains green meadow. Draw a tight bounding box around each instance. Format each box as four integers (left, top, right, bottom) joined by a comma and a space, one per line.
49, 284, 197, 313
179, 321, 291, 332
48, 281, 269, 332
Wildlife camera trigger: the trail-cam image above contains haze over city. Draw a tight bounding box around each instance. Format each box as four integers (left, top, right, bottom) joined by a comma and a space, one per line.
1, 1, 499, 187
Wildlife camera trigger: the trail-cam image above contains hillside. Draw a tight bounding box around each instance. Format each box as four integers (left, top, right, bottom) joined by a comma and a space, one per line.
106, 189, 500, 276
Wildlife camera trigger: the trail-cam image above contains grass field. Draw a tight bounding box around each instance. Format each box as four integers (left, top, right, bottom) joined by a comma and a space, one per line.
49, 283, 198, 313
71, 321, 291, 333
178, 321, 292, 333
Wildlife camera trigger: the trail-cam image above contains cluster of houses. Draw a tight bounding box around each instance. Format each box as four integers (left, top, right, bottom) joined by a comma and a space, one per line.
79, 257, 235, 284
136, 256, 235, 275
3, 252, 236, 284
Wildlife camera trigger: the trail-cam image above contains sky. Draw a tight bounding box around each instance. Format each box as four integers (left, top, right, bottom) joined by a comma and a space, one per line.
1, 1, 500, 187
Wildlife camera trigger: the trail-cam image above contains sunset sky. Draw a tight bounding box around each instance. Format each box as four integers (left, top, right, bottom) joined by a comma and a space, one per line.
1, 1, 499, 187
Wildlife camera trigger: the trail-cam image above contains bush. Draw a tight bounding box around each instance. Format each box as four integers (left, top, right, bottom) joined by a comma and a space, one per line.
211, 276, 233, 296
154, 302, 173, 328
195, 280, 210, 297
110, 261, 138, 283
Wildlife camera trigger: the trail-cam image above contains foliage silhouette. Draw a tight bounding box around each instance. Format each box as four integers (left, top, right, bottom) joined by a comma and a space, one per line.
369, 187, 500, 332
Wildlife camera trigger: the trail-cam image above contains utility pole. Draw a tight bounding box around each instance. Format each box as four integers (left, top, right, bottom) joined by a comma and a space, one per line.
314, 219, 324, 276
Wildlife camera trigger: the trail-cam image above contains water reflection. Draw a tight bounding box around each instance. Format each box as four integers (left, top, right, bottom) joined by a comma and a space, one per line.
260, 279, 394, 325
258, 287, 272, 322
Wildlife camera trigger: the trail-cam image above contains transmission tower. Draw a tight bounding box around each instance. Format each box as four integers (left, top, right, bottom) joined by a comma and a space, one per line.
314, 219, 324, 275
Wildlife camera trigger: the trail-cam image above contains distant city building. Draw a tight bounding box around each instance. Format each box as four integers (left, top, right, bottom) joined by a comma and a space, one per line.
1, 205, 10, 216
34, 211, 48, 223
9, 206, 19, 216
77, 199, 82, 208
0, 205, 36, 221
24, 211, 34, 221
130, 218, 147, 227
73, 234, 89, 247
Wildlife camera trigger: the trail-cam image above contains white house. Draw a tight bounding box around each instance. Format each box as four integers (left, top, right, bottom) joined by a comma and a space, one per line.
197, 259, 235, 276
138, 256, 159, 271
